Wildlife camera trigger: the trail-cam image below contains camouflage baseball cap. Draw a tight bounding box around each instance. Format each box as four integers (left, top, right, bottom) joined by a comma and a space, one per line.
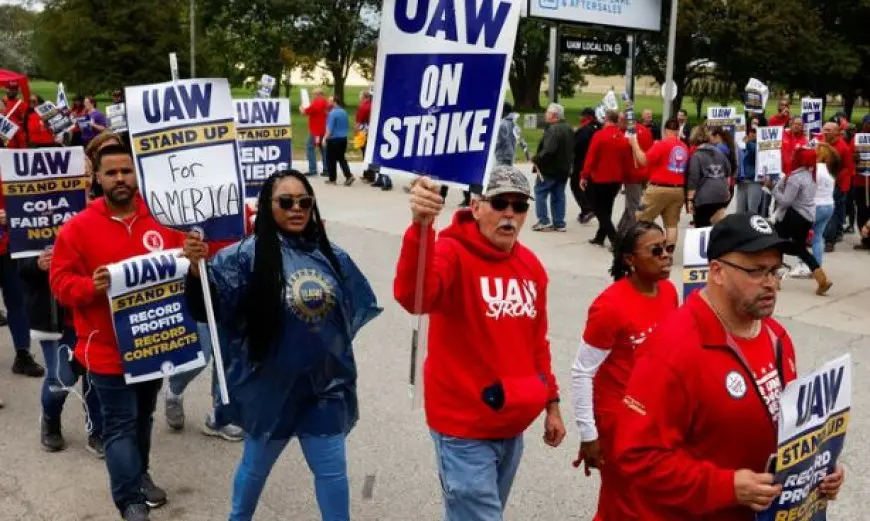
483, 165, 533, 199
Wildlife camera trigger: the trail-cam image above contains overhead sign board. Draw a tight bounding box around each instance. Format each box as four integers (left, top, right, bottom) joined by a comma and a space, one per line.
560, 35, 627, 57
529, 0, 662, 32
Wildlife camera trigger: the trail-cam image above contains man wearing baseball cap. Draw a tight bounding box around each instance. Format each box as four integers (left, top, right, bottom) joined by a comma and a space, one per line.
615, 213, 845, 521
394, 165, 566, 521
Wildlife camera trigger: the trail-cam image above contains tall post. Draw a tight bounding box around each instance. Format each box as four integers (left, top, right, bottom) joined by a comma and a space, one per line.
548, 25, 558, 103
624, 33, 636, 99
662, 0, 679, 122
190, 0, 196, 78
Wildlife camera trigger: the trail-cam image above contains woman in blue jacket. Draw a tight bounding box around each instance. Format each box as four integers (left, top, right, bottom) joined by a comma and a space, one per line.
183, 170, 381, 521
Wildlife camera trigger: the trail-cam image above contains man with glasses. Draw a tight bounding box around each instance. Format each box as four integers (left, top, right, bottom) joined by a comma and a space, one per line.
394, 165, 566, 521
615, 213, 845, 521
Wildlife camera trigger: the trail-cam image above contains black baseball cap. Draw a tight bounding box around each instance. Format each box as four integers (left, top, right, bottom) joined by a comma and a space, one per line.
707, 213, 798, 260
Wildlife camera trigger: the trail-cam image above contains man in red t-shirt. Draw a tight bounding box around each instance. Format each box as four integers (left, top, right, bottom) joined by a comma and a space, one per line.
302, 88, 330, 176
631, 119, 690, 245
781, 116, 808, 175
767, 99, 791, 127
822, 121, 856, 251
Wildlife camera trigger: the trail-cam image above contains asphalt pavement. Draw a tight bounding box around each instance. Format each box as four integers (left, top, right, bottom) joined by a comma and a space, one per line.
0, 161, 867, 520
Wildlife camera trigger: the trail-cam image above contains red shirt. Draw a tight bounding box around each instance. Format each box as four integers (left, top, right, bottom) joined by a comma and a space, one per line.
627, 124, 655, 183
615, 292, 797, 521
393, 210, 558, 439
781, 130, 808, 175
26, 111, 56, 146
303, 96, 330, 137
647, 137, 690, 186
2, 95, 28, 149
583, 124, 634, 184
50, 195, 186, 375
830, 137, 855, 193
767, 114, 790, 127
356, 98, 372, 126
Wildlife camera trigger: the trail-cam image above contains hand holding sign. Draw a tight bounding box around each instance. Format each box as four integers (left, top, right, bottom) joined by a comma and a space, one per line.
0, 209, 6, 227
93, 266, 111, 292
819, 464, 845, 499
409, 176, 445, 226
181, 231, 209, 275
734, 469, 781, 512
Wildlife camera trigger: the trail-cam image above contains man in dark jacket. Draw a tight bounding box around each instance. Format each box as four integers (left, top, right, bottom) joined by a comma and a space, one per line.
572, 108, 599, 224
532, 103, 574, 232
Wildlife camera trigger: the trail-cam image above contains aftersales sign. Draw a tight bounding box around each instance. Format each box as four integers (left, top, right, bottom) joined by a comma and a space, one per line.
561, 36, 627, 57
529, 0, 662, 32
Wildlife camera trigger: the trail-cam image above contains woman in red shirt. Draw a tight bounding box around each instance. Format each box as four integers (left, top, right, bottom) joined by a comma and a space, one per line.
26, 95, 57, 148
571, 221, 680, 520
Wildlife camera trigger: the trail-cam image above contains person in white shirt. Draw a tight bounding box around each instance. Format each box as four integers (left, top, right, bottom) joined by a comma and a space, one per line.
811, 142, 838, 266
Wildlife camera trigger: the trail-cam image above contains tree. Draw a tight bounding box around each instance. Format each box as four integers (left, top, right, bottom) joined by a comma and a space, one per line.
510, 19, 551, 111
0, 4, 38, 75
34, 0, 191, 94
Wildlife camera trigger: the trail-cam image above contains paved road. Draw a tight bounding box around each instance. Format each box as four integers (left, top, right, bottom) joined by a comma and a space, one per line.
0, 162, 867, 520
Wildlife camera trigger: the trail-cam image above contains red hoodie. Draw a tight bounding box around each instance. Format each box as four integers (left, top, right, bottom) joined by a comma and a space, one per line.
26, 111, 56, 147
303, 96, 330, 137
615, 292, 797, 521
50, 195, 185, 375
583, 124, 634, 184
626, 123, 655, 183
830, 137, 855, 193
394, 210, 559, 439
781, 129, 808, 175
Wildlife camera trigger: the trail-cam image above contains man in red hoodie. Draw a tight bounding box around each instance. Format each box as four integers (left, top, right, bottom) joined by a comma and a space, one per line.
615, 214, 845, 521
822, 121, 856, 252
780, 116, 808, 175
302, 88, 330, 177
394, 165, 565, 521
50, 144, 192, 521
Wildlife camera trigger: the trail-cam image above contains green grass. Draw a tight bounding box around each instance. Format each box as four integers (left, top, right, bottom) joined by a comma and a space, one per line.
25, 79, 860, 162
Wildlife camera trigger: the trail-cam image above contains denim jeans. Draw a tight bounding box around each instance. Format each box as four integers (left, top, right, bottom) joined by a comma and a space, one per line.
824, 190, 847, 243
167, 323, 230, 427
813, 204, 835, 265
40, 327, 102, 436
533, 177, 568, 228
230, 434, 349, 521
431, 431, 524, 521
90, 373, 162, 512
0, 253, 31, 351
736, 182, 764, 214
306, 134, 328, 175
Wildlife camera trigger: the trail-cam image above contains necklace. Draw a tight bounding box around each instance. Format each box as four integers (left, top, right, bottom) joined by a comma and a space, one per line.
701, 290, 761, 339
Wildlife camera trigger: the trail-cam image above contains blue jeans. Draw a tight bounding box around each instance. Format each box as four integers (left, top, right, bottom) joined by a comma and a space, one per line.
813, 204, 835, 265
306, 134, 328, 174
534, 177, 568, 228
824, 190, 847, 243
0, 253, 31, 351
167, 322, 230, 427
40, 328, 102, 436
230, 434, 349, 521
431, 431, 524, 521
90, 373, 162, 512
736, 181, 764, 214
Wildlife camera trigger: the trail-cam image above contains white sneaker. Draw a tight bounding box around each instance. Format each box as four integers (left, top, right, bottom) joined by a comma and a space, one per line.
789, 263, 812, 279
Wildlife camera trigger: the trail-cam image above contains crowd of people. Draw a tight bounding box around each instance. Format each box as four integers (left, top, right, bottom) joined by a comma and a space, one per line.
0, 76, 862, 521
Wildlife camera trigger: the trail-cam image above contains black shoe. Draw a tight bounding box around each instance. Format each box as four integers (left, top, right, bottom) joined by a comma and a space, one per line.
372, 175, 384, 188
40, 417, 66, 452
121, 503, 150, 521
86, 433, 105, 459
588, 239, 605, 247
0, 310, 7, 327
825, 242, 835, 253
845, 224, 855, 234
579, 212, 595, 224
344, 176, 356, 187
141, 473, 167, 509
320, 172, 329, 177
12, 351, 45, 377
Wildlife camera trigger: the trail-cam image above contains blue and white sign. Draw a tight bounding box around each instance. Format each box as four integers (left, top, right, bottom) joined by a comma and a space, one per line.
125, 79, 246, 242
706, 106, 738, 136
365, 0, 521, 186
802, 98, 823, 138
682, 226, 711, 301
235, 98, 292, 199
107, 249, 206, 384
758, 126, 783, 179
529, 0, 662, 32
855, 133, 870, 177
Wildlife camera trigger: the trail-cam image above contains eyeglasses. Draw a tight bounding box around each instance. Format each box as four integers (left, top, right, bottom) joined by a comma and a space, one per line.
646, 243, 676, 257
716, 258, 789, 281
482, 197, 530, 213
273, 195, 314, 210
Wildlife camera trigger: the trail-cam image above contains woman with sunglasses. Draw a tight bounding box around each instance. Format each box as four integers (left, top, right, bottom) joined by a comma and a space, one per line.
182, 169, 381, 521
571, 221, 679, 521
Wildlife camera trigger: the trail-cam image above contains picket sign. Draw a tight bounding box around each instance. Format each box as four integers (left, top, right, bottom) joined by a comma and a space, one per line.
0, 99, 23, 144
682, 226, 712, 301
234, 98, 292, 200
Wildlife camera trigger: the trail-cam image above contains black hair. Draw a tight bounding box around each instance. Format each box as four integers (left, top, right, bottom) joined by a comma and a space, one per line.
245, 169, 344, 364
609, 221, 665, 281
92, 143, 131, 172
710, 126, 738, 174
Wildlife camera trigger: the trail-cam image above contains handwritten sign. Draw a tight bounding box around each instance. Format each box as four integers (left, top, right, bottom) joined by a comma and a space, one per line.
107, 249, 205, 384
682, 226, 711, 301
854, 133, 870, 177
758, 354, 851, 521
125, 79, 246, 242
234, 99, 292, 199
802, 98, 823, 138
365, 0, 521, 186
744, 78, 769, 114
0, 147, 87, 258
757, 126, 784, 179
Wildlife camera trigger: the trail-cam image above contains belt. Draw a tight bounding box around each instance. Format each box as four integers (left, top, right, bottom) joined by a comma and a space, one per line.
650, 183, 683, 188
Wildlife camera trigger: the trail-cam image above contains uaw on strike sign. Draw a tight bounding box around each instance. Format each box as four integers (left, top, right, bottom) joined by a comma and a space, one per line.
0, 147, 87, 258
107, 250, 205, 383
758, 355, 851, 521
366, 0, 521, 185
125, 79, 246, 241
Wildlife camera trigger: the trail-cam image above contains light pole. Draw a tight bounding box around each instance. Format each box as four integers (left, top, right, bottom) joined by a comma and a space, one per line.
662, 0, 679, 123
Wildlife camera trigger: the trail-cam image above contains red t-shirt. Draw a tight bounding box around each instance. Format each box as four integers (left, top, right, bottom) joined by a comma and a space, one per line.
647, 137, 690, 186
583, 278, 680, 416
303, 97, 330, 137
734, 329, 786, 424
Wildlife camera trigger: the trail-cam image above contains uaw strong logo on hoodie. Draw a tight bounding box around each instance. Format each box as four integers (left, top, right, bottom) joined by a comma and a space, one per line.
480, 277, 537, 320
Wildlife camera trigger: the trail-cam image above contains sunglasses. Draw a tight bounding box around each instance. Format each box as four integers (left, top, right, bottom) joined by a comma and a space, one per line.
483, 197, 530, 213
647, 243, 676, 257
273, 195, 314, 210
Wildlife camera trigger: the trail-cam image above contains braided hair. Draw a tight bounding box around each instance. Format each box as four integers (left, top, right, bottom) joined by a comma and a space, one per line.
245, 169, 343, 364
609, 221, 665, 281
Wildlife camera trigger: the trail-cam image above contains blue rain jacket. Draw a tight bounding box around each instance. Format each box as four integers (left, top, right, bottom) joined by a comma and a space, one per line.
204, 234, 381, 440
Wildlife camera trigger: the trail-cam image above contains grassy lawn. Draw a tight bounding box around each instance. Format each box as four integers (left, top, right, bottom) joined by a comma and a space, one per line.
25, 79, 861, 163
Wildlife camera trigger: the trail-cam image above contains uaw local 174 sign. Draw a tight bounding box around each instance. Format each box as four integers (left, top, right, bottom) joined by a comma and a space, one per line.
235, 98, 292, 199
0, 147, 87, 258
107, 249, 205, 384
758, 354, 851, 521
125, 79, 246, 242
366, 0, 521, 186
682, 226, 712, 301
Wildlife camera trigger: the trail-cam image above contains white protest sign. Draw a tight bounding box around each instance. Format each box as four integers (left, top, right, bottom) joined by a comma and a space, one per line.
855, 133, 870, 177
300, 88, 311, 112
757, 126, 784, 179
106, 103, 128, 133
602, 90, 619, 111
169, 52, 180, 81
744, 78, 769, 114
706, 106, 738, 129
365, 0, 522, 186
802, 98, 823, 138
682, 226, 712, 301
125, 78, 246, 242
36, 101, 75, 135
0, 114, 20, 144
256, 74, 276, 99
56, 82, 68, 109
734, 115, 747, 150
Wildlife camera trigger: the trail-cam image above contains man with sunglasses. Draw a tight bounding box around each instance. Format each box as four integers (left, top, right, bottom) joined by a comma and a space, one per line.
615, 213, 845, 521
395, 165, 566, 521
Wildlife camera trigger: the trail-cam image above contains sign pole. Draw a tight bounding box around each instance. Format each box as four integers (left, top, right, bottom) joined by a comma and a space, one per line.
662, 0, 679, 123
548, 25, 558, 104
625, 33, 636, 99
